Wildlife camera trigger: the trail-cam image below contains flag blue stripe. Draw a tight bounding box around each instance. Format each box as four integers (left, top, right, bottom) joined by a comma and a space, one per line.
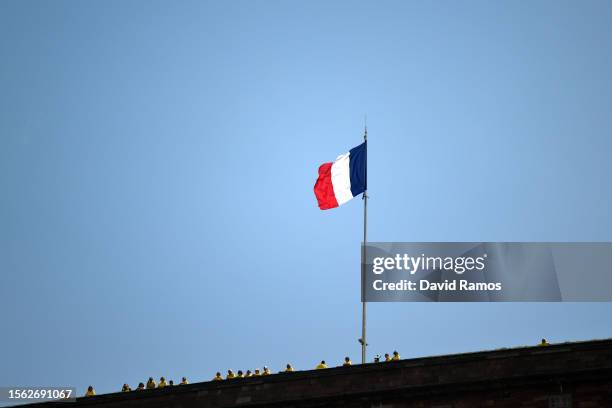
349, 141, 367, 197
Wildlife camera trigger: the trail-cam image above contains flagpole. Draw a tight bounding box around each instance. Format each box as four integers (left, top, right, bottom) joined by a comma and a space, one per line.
361, 123, 368, 364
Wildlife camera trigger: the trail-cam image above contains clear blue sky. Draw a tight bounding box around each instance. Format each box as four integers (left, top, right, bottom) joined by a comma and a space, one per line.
1, 0, 612, 396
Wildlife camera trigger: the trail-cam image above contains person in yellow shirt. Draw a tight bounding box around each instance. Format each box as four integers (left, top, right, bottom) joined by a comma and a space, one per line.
384, 353, 391, 362
213, 372, 223, 381
539, 338, 550, 346
316, 360, 328, 369
237, 370, 244, 378
253, 369, 261, 376
226, 369, 236, 379
392, 351, 400, 361
180, 377, 189, 385
121, 384, 131, 392
158, 377, 167, 388
262, 366, 271, 375
146, 377, 156, 389
245, 370, 253, 377
343, 357, 352, 366
136, 383, 145, 391
285, 364, 294, 372
85, 386, 96, 397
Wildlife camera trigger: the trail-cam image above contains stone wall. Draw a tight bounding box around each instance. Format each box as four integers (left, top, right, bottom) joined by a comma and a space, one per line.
16, 339, 612, 408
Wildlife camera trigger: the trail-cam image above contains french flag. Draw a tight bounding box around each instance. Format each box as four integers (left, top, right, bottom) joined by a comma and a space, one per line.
314, 142, 367, 210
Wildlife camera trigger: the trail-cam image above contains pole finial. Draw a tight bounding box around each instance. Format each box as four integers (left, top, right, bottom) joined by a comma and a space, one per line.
364, 114, 368, 141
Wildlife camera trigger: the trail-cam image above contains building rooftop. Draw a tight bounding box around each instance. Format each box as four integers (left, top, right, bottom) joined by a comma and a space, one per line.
13, 338, 612, 408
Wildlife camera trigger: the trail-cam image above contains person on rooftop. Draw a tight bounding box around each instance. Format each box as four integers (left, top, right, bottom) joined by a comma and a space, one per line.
316, 360, 328, 369
392, 351, 400, 361
146, 377, 156, 389
285, 364, 294, 372
262, 366, 271, 375
539, 338, 550, 346
85, 386, 96, 397
136, 383, 145, 391
237, 370, 244, 378
121, 384, 131, 392
180, 377, 189, 385
158, 377, 167, 388
384, 353, 391, 362
226, 369, 236, 379
374, 355, 381, 363
245, 370, 253, 377
253, 369, 261, 376
343, 357, 352, 366
213, 372, 223, 381
168, 380, 174, 386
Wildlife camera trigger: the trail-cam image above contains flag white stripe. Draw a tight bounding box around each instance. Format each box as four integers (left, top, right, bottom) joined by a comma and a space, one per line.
331, 152, 353, 205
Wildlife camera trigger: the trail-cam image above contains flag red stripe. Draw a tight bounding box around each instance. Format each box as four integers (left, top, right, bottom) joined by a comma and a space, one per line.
313, 162, 339, 210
